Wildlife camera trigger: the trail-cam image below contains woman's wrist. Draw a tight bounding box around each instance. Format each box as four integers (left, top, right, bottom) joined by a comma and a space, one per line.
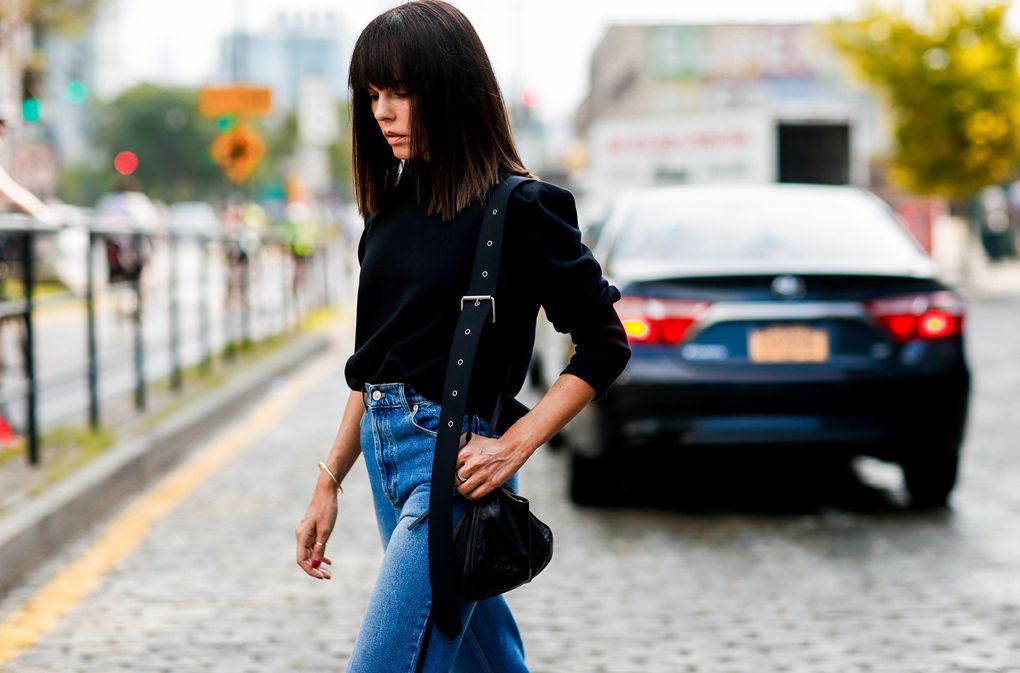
316, 462, 344, 496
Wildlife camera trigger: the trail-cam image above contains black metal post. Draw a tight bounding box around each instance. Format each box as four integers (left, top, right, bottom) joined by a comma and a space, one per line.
199, 235, 211, 372
131, 233, 146, 411
21, 231, 38, 465
241, 255, 251, 347
168, 232, 182, 391
85, 231, 99, 428
281, 246, 291, 333
322, 243, 332, 308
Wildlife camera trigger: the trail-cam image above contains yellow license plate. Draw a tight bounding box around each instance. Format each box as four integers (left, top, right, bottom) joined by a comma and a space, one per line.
748, 325, 830, 363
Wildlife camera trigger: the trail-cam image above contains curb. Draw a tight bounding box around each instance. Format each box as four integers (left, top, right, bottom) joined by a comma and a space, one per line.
0, 330, 334, 597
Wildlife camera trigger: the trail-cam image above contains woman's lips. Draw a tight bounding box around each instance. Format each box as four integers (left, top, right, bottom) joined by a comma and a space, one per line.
386, 134, 408, 145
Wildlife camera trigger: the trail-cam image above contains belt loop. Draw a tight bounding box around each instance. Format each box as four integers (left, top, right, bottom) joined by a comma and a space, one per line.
361, 389, 368, 410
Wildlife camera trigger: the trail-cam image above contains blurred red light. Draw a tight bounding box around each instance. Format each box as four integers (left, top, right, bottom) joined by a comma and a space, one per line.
867, 292, 964, 343
521, 88, 540, 109
918, 310, 955, 338
617, 296, 709, 345
658, 317, 695, 344
623, 318, 653, 342
880, 314, 917, 341
114, 151, 139, 175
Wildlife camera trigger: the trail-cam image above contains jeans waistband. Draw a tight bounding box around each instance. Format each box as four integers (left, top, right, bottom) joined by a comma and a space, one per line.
362, 382, 436, 411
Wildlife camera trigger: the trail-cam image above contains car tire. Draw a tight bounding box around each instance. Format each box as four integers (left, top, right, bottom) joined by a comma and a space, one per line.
901, 443, 961, 508
568, 451, 634, 506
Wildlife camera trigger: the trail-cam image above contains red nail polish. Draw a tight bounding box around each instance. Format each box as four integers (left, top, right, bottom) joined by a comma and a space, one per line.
311, 559, 320, 569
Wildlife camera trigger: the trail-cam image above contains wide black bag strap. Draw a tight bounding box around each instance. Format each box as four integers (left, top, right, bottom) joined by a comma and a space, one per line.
428, 175, 531, 639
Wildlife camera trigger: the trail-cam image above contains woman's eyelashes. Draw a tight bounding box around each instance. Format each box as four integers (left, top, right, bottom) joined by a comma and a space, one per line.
366, 87, 409, 100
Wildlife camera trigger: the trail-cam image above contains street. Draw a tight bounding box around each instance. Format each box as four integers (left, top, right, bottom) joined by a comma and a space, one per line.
0, 294, 1017, 673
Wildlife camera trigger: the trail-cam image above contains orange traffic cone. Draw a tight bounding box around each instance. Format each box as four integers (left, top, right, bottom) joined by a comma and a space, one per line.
0, 413, 20, 447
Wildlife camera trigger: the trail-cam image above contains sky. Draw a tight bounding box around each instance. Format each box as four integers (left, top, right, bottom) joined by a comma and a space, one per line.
110, 0, 920, 121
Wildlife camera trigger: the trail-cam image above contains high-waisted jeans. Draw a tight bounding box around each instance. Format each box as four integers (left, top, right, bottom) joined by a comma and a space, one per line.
346, 381, 529, 673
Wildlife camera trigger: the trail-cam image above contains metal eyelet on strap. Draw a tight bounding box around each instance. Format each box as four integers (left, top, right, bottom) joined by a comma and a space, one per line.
457, 359, 464, 365
452, 390, 458, 396
492, 209, 498, 215
447, 421, 454, 427
465, 328, 471, 335
486, 240, 492, 246
481, 271, 488, 277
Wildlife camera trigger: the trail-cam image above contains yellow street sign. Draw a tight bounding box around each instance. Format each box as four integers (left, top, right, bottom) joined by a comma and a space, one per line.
199, 85, 273, 118
210, 123, 265, 183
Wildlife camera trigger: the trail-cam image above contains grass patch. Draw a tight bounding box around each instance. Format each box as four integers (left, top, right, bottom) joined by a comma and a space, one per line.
0, 443, 25, 467
2, 279, 69, 300
25, 425, 116, 498
300, 306, 339, 331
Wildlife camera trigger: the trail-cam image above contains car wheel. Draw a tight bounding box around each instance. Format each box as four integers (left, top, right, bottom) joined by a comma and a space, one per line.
901, 443, 961, 508
568, 451, 635, 506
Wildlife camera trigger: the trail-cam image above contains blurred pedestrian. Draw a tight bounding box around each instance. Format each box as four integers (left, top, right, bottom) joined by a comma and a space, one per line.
977, 185, 1016, 261
0, 113, 60, 446
279, 179, 319, 312
95, 177, 158, 318
223, 198, 265, 315
293, 2, 631, 672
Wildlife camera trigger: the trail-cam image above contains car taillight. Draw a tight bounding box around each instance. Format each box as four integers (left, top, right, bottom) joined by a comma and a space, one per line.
616, 296, 711, 345
866, 291, 965, 343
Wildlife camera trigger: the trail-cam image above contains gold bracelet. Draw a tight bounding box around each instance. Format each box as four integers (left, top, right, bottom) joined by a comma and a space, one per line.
318, 462, 344, 494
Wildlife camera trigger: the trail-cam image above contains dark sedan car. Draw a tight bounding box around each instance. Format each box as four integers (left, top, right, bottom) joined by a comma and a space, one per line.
547, 184, 970, 507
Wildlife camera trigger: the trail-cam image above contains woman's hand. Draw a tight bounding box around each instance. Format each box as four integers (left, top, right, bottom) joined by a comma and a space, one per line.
295, 488, 338, 580
454, 431, 528, 500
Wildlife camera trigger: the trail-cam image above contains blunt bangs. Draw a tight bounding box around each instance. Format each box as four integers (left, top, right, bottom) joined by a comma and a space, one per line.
349, 13, 416, 94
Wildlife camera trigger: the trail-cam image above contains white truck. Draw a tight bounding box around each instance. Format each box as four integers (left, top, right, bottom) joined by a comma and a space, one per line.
583, 111, 867, 199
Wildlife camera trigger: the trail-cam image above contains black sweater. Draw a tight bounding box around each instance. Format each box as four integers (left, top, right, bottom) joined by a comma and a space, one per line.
344, 176, 631, 422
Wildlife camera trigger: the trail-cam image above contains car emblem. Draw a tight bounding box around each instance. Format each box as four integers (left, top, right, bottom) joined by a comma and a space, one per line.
771, 275, 806, 300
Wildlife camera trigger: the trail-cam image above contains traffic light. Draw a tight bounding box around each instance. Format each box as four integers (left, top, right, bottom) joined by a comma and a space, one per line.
21, 66, 42, 123
114, 151, 139, 176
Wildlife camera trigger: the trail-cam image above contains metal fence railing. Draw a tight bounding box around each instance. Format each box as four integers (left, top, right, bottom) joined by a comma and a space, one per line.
0, 210, 354, 466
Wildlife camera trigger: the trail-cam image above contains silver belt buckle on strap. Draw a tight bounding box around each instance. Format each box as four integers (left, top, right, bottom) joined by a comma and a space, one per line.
461, 295, 495, 323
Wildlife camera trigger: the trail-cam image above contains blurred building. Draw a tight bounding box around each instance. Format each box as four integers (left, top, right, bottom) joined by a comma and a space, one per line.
576, 24, 886, 197
218, 10, 346, 115
41, 0, 134, 165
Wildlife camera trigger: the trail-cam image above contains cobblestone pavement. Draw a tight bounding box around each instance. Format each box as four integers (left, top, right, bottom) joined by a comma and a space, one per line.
0, 297, 1019, 673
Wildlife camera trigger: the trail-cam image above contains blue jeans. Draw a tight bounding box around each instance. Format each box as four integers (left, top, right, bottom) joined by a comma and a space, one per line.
347, 382, 529, 673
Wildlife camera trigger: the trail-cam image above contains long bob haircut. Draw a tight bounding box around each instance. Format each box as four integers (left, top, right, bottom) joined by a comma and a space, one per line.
349, 0, 530, 221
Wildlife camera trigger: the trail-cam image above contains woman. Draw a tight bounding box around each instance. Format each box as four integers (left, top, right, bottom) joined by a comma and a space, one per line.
294, 2, 631, 671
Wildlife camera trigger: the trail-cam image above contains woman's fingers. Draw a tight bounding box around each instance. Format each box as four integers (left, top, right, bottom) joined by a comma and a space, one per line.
309, 527, 333, 576
295, 524, 332, 580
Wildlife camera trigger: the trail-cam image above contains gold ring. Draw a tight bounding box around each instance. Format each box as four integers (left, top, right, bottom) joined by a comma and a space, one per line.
315, 541, 327, 547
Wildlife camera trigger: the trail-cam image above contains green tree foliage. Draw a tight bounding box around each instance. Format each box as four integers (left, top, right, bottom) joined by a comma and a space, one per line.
88, 84, 222, 203
832, 2, 1020, 200
58, 83, 301, 205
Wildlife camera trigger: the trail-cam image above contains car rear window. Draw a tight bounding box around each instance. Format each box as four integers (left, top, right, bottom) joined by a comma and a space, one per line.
611, 188, 927, 267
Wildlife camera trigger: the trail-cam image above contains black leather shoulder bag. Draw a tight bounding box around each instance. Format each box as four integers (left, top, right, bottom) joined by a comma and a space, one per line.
426, 175, 554, 640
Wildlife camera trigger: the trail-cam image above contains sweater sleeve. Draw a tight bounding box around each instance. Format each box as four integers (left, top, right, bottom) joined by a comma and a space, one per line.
511, 181, 632, 401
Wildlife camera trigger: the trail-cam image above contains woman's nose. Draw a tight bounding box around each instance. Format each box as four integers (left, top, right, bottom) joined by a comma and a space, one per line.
374, 95, 393, 121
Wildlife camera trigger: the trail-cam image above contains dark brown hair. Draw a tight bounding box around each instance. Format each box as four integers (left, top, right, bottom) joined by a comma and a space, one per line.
349, 0, 530, 220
